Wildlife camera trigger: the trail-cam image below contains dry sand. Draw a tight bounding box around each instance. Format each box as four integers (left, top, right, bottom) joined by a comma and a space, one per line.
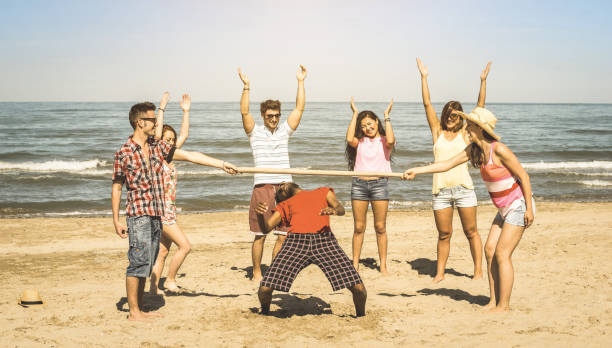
1, 202, 611, 347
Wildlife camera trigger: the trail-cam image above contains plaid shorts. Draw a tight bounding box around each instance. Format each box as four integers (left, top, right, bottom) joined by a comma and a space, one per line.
261, 231, 363, 292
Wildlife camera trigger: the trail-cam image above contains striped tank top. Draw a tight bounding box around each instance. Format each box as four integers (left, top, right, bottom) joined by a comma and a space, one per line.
480, 142, 524, 215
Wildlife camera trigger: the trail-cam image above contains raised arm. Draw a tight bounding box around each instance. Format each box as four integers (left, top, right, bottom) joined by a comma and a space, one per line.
402, 145, 471, 180
175, 94, 191, 149
255, 202, 282, 234
238, 68, 255, 135
477, 62, 492, 108
172, 148, 238, 174
495, 143, 534, 227
155, 92, 170, 140
287, 65, 307, 130
383, 99, 395, 149
320, 189, 345, 216
345, 97, 359, 148
416, 58, 441, 143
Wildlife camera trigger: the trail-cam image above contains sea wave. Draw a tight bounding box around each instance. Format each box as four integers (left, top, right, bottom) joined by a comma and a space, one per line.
523, 161, 612, 170
0, 159, 106, 172
579, 180, 612, 187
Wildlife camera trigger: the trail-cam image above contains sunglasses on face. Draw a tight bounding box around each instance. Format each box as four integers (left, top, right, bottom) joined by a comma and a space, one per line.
265, 114, 281, 119
140, 117, 157, 123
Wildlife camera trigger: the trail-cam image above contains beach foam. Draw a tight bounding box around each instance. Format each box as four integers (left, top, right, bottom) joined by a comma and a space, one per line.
523, 161, 612, 170
0, 159, 105, 172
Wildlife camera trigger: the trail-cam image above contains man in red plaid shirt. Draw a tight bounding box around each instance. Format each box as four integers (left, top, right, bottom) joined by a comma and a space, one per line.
112, 92, 238, 321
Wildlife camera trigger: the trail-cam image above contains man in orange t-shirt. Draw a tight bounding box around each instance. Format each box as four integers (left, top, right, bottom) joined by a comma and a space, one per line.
255, 183, 367, 317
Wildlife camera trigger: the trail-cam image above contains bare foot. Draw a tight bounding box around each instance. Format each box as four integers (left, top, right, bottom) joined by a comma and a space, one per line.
353, 264, 360, 272
379, 268, 390, 276
487, 306, 509, 313
432, 274, 445, 283
481, 301, 496, 311
128, 312, 152, 322
472, 272, 483, 280
251, 275, 263, 283
164, 281, 180, 292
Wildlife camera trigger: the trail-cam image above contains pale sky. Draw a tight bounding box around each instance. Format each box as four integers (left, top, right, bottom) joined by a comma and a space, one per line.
1, 0, 611, 102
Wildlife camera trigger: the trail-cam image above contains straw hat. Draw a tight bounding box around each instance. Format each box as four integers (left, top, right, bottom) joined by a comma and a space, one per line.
18, 289, 45, 307
456, 107, 501, 140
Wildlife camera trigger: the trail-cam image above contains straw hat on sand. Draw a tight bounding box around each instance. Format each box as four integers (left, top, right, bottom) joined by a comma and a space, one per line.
456, 107, 501, 140
18, 289, 45, 307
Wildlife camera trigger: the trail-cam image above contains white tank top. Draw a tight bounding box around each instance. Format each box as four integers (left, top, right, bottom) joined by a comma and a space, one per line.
432, 132, 474, 194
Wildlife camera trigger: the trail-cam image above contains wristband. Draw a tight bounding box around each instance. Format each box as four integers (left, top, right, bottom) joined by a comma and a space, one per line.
222, 161, 226, 168
158, 107, 165, 112
243, 88, 250, 91
384, 118, 391, 122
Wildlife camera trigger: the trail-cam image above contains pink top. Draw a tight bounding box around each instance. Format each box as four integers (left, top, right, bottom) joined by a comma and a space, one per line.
354, 136, 392, 173
480, 142, 524, 209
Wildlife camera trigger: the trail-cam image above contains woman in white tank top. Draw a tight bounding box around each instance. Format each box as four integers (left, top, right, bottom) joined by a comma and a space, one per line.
416, 58, 491, 283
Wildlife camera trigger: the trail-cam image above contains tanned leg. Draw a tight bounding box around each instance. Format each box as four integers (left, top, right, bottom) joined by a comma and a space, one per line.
126, 276, 149, 322
483, 222, 503, 310
163, 223, 191, 291
432, 207, 454, 283
457, 206, 483, 279
351, 200, 369, 271
252, 235, 267, 282
272, 234, 287, 260
348, 283, 367, 317
489, 223, 525, 313
149, 233, 171, 294
258, 286, 273, 314
371, 200, 390, 275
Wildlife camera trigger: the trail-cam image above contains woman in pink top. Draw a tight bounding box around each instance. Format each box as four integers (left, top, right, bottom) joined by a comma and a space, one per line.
150, 93, 193, 294
403, 107, 534, 312
345, 97, 394, 274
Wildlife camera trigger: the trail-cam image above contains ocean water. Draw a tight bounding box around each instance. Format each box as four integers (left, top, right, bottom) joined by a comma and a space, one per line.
0, 102, 610, 217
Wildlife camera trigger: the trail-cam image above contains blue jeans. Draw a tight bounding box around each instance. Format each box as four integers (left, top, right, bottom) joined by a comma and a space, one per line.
351, 177, 389, 201
126, 216, 161, 278
493, 197, 536, 227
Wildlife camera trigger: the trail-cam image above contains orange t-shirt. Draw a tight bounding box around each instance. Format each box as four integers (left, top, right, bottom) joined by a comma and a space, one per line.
273, 187, 333, 234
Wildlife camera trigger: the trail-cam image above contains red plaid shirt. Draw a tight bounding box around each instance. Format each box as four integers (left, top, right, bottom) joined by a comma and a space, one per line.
112, 136, 175, 217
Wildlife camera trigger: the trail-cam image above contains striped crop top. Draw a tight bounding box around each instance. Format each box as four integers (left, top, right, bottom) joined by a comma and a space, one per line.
480, 142, 524, 211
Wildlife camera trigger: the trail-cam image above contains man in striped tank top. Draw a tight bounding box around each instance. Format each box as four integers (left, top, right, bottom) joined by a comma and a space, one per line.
238, 65, 307, 282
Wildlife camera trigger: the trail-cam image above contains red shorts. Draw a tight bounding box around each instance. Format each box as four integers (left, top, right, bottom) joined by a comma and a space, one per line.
249, 184, 289, 235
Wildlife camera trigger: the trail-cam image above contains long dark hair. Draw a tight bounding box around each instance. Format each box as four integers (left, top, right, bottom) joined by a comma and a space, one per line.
440, 101, 463, 132
468, 131, 497, 168
345, 111, 387, 171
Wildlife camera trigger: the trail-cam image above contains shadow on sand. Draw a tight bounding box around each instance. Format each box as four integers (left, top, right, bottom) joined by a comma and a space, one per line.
231, 265, 269, 280
249, 293, 332, 318
417, 288, 489, 305
115, 293, 166, 313
407, 258, 472, 279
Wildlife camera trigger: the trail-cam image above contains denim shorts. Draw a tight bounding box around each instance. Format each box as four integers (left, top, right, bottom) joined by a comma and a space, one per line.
432, 185, 477, 210
351, 177, 389, 201
126, 216, 161, 278
493, 197, 536, 227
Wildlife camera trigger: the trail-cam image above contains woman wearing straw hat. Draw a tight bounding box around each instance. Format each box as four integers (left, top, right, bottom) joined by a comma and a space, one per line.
402, 107, 535, 312
415, 58, 491, 283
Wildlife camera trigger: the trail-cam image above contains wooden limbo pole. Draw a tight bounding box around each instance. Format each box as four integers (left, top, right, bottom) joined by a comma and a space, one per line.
236, 167, 404, 178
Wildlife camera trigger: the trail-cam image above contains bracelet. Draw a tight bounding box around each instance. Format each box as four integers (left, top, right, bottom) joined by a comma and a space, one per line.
243, 87, 250, 91
222, 161, 226, 168
384, 118, 391, 122
158, 107, 165, 112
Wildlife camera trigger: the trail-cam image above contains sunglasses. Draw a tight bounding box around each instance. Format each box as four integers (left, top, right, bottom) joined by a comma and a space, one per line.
140, 117, 157, 123
265, 114, 281, 119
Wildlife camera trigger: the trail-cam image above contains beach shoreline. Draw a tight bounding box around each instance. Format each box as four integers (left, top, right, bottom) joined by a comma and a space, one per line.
2, 201, 610, 346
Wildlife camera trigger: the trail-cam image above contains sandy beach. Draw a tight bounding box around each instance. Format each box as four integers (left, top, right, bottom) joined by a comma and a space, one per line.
1, 202, 610, 347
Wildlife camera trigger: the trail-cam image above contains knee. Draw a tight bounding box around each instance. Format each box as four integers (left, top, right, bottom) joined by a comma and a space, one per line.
158, 246, 170, 258
438, 230, 452, 241
484, 244, 496, 259
463, 227, 479, 240
258, 286, 273, 297
353, 223, 366, 234
374, 222, 386, 235
181, 242, 192, 255
350, 283, 367, 296
494, 250, 511, 264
